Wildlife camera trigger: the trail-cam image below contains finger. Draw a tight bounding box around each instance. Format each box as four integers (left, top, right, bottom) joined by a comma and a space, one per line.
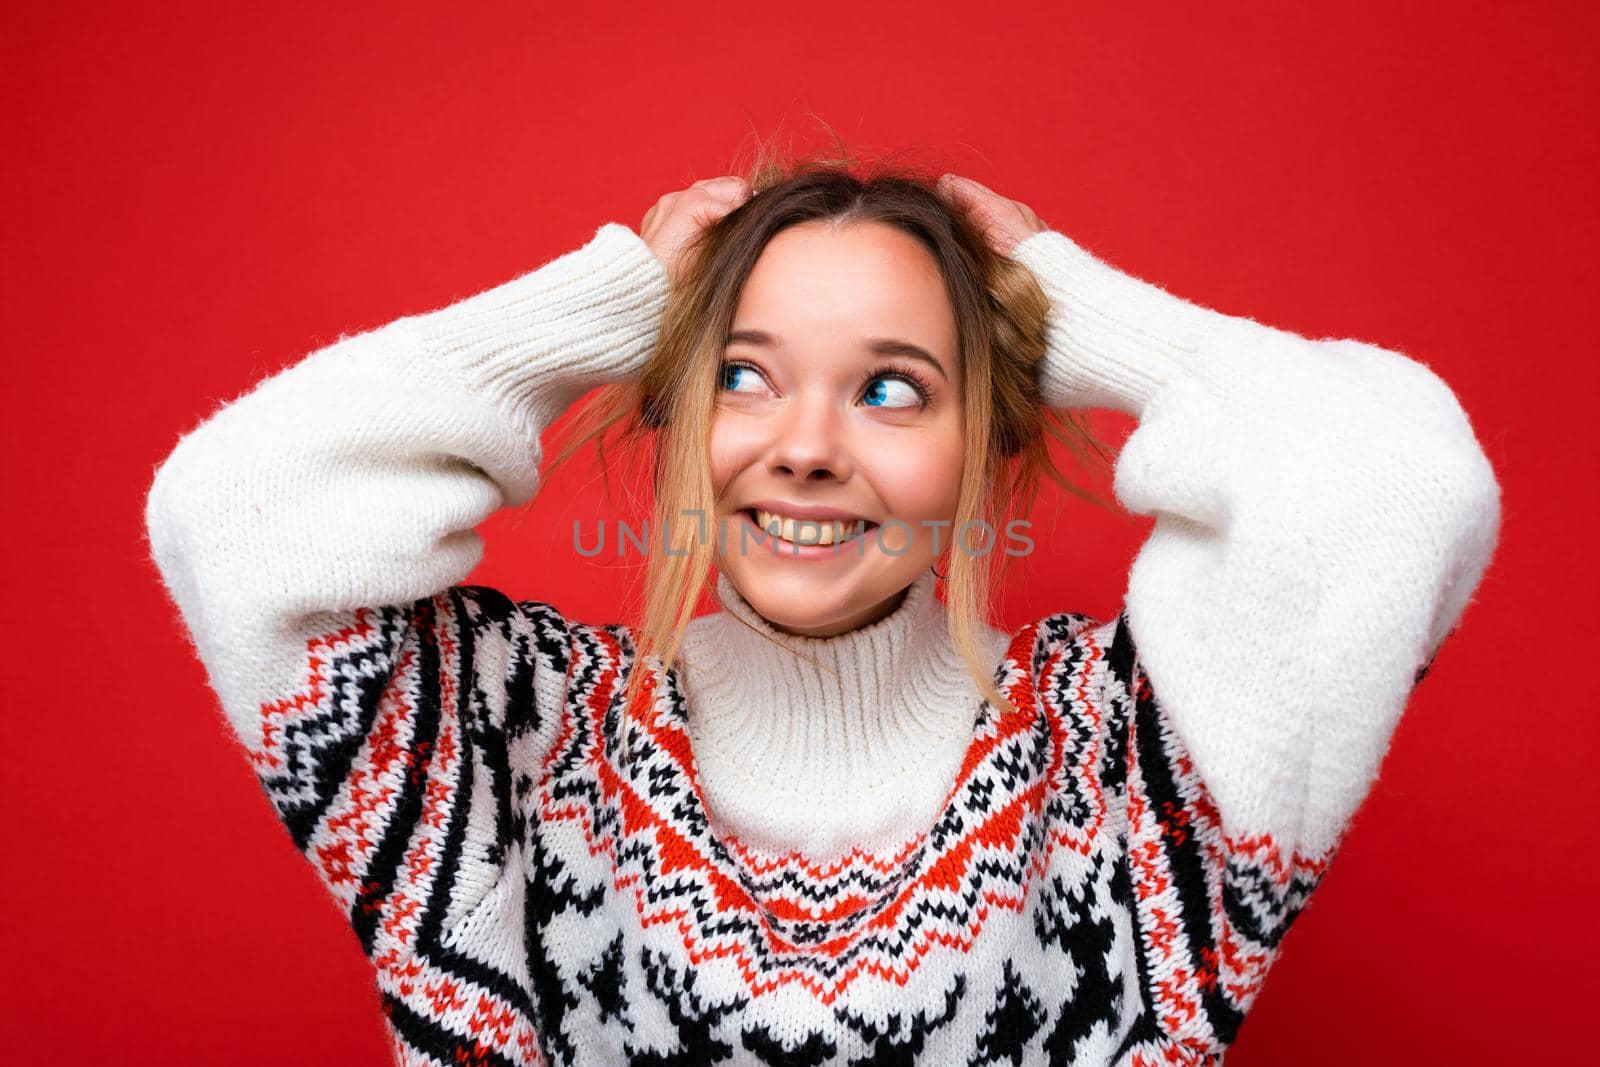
936, 173, 985, 209
961, 175, 999, 197
705, 176, 752, 203
692, 175, 745, 191
692, 200, 743, 227
698, 190, 752, 224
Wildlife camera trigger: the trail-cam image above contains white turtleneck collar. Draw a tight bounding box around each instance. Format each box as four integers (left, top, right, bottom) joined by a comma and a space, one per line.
677, 569, 1011, 862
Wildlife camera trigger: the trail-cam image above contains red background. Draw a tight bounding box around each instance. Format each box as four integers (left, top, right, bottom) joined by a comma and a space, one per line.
5, 2, 1594, 1062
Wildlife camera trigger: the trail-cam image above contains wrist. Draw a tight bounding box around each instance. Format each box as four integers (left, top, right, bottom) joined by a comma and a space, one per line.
414, 223, 670, 437
1011, 229, 1194, 415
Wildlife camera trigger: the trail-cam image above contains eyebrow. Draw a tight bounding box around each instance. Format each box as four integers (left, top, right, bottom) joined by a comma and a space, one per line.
725, 329, 950, 382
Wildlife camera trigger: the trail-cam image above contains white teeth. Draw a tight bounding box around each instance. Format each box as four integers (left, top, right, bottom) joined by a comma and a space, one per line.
754, 509, 867, 545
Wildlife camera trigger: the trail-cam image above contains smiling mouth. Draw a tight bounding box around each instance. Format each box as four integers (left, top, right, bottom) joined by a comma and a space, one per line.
741, 508, 879, 546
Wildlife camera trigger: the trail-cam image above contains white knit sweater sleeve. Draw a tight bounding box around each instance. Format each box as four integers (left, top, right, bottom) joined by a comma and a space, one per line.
1011, 230, 1501, 863
144, 223, 668, 955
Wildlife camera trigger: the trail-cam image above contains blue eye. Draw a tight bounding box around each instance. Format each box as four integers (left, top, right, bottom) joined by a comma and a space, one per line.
863, 375, 924, 409
718, 361, 934, 409
720, 363, 764, 394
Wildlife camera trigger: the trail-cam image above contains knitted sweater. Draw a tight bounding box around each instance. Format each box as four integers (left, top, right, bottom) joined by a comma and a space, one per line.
144, 221, 1500, 1066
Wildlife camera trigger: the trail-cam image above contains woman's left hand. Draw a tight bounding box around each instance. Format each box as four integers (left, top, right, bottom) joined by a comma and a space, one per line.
936, 173, 1050, 256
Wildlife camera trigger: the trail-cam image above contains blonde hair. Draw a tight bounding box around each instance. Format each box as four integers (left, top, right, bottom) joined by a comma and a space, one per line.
542, 144, 1114, 766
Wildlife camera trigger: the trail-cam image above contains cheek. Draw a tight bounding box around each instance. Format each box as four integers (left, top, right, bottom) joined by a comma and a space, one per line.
708, 415, 759, 499
868, 425, 965, 522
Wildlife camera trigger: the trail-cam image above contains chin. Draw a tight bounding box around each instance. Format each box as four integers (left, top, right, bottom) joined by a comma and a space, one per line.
719, 558, 921, 636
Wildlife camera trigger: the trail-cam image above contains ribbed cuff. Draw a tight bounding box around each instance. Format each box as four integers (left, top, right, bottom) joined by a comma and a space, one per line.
412, 222, 671, 439
1011, 229, 1206, 416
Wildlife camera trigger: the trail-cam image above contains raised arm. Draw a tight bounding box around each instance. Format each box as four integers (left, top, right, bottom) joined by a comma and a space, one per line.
942, 174, 1501, 1047
1011, 216, 1498, 856
143, 221, 669, 969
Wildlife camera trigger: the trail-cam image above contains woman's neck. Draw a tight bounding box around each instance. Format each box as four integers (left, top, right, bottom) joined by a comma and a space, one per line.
764, 580, 912, 639
675, 570, 1010, 860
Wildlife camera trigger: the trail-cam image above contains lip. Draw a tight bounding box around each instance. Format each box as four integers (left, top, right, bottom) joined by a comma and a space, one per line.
733, 508, 874, 561
743, 499, 877, 524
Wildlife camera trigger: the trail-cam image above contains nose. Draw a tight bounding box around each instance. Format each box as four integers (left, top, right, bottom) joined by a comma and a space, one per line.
766, 389, 854, 484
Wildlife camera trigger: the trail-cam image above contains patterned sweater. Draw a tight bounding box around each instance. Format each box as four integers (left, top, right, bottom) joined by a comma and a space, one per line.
144, 221, 1501, 1066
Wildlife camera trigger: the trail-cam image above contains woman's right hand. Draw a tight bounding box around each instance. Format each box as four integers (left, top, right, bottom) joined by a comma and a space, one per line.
640, 175, 753, 284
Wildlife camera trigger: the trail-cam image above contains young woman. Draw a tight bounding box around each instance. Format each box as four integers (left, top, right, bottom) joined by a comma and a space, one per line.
144, 159, 1501, 1066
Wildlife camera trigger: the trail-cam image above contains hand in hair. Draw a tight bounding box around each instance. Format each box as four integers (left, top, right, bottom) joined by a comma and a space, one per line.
640, 175, 753, 284
936, 173, 1050, 256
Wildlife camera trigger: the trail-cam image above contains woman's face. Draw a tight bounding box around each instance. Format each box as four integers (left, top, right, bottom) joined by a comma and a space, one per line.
709, 219, 965, 637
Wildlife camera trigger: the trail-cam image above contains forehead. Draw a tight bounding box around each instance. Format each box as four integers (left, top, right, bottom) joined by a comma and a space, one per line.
732, 220, 957, 349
